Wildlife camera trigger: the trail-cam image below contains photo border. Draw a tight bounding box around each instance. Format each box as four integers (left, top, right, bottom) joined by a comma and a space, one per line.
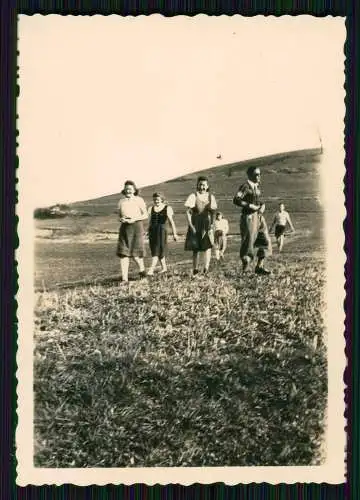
1, 0, 357, 498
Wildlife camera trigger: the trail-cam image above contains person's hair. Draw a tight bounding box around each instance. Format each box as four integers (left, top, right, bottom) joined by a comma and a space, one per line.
247, 166, 260, 178
279, 202, 285, 208
121, 180, 139, 196
196, 176, 210, 192
152, 192, 166, 202
215, 211, 223, 218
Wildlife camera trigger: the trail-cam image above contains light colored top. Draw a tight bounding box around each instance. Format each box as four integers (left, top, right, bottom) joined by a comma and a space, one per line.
147, 204, 174, 218
273, 210, 292, 227
118, 196, 147, 220
214, 218, 229, 234
247, 179, 259, 190
184, 192, 217, 210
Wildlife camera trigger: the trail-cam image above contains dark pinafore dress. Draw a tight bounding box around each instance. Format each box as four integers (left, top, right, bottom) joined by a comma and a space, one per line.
148, 205, 169, 259
185, 194, 215, 252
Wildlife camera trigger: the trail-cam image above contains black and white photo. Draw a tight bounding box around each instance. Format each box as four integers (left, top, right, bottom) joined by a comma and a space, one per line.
16, 15, 346, 485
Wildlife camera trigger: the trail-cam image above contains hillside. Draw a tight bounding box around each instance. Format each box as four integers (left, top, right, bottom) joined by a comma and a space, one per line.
70, 148, 322, 217
35, 147, 324, 285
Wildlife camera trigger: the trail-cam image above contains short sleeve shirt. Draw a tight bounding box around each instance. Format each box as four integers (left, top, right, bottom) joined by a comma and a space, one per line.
118, 196, 147, 219
147, 204, 174, 218
215, 218, 229, 234
184, 192, 217, 210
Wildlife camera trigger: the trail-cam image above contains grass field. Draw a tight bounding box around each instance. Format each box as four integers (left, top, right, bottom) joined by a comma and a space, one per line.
33, 148, 328, 467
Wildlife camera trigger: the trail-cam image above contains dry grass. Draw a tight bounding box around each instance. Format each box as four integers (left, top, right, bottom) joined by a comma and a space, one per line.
34, 253, 327, 467
33, 149, 326, 467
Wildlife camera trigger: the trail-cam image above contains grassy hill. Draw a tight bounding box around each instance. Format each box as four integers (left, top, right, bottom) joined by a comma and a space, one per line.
71, 147, 322, 214
35, 148, 323, 241
35, 147, 324, 289
33, 147, 328, 468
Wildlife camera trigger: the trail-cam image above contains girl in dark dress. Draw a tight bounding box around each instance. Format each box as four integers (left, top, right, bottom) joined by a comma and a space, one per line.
147, 193, 178, 276
184, 176, 217, 275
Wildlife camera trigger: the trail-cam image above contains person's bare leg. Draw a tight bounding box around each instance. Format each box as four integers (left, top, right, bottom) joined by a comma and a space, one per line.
134, 257, 145, 274
203, 249, 211, 272
193, 251, 199, 274
279, 235, 285, 252
147, 256, 158, 275
241, 255, 251, 272
159, 257, 167, 273
120, 257, 130, 282
221, 237, 227, 257
256, 257, 265, 269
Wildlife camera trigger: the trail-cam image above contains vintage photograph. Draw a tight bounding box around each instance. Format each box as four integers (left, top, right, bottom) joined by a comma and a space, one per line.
16, 15, 345, 484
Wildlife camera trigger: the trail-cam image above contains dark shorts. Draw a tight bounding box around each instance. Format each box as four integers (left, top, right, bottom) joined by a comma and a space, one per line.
214, 230, 226, 249
275, 225, 286, 238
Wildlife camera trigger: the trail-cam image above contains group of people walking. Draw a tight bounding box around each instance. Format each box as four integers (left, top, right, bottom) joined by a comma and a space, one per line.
116, 166, 295, 283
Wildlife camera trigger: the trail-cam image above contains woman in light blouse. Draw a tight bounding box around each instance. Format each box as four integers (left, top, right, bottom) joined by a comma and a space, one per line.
184, 176, 217, 275
116, 180, 148, 282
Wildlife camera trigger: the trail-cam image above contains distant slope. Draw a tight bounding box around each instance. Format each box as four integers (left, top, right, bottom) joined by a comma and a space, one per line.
71, 148, 322, 217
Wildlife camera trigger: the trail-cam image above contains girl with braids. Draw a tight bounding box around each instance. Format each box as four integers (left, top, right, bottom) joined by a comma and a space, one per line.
184, 176, 217, 275
147, 192, 178, 276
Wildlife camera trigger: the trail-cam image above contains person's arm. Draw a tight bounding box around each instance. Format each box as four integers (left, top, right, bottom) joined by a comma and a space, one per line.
167, 206, 178, 240
147, 206, 152, 233
209, 195, 217, 226
269, 214, 277, 233
185, 194, 196, 233
186, 209, 196, 233
138, 198, 148, 221
233, 185, 260, 211
118, 200, 126, 223
286, 213, 295, 232
223, 219, 229, 235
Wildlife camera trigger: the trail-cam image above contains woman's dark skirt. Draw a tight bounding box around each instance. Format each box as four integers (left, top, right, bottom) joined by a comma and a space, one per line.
184, 212, 213, 252
149, 224, 168, 259
185, 228, 213, 252
116, 221, 145, 258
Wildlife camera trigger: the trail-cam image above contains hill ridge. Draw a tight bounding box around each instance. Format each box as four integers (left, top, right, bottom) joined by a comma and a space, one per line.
70, 147, 322, 209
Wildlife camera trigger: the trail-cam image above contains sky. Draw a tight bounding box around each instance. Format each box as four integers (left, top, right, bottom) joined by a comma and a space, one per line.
18, 15, 345, 207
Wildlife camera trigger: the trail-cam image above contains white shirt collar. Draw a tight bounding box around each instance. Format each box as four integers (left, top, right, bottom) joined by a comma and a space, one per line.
247, 179, 259, 189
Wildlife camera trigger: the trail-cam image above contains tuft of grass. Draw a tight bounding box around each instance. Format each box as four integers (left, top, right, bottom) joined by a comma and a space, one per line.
34, 254, 327, 467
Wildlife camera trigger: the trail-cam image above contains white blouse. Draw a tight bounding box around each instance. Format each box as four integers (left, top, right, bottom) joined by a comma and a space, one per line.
147, 204, 174, 218
118, 196, 147, 220
214, 218, 229, 234
184, 192, 217, 210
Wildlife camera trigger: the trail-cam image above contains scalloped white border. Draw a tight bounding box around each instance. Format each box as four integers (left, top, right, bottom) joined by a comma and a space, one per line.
16, 14, 346, 485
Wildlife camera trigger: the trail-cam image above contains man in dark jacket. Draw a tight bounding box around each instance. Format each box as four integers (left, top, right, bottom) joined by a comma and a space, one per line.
233, 166, 272, 274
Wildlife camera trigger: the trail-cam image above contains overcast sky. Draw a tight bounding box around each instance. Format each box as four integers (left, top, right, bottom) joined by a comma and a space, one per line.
18, 15, 345, 207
